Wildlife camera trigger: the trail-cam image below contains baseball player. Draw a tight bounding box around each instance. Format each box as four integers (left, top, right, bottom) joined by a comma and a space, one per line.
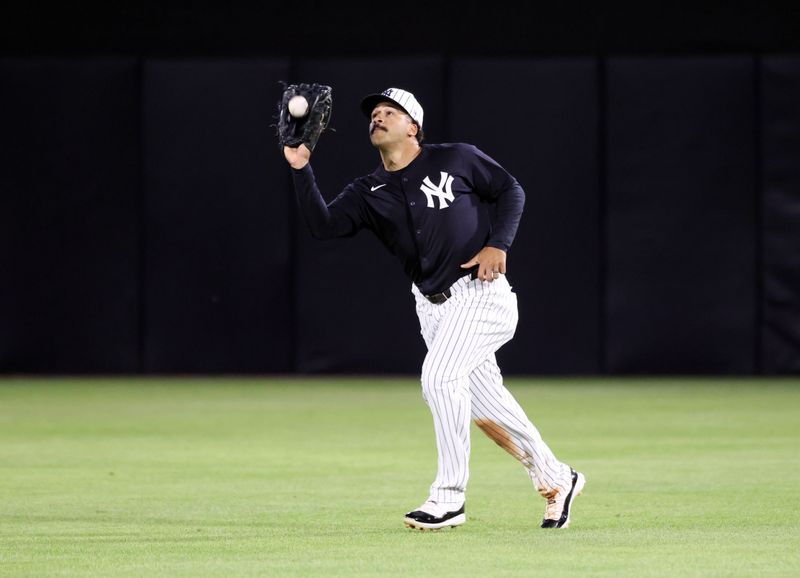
283, 88, 585, 530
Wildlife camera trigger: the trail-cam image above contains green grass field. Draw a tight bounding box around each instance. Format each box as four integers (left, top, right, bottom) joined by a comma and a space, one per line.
1, 377, 799, 577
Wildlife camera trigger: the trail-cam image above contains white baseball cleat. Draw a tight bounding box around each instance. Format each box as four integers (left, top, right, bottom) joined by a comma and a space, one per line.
404, 500, 466, 531
540, 468, 586, 529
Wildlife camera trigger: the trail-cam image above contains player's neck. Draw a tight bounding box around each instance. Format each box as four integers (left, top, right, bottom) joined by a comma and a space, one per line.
380, 142, 422, 172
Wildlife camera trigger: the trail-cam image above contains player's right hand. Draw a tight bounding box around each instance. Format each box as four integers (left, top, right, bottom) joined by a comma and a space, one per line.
284, 144, 311, 169
461, 246, 507, 282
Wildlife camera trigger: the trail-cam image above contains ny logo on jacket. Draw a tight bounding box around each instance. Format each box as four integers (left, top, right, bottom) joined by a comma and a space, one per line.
420, 171, 455, 209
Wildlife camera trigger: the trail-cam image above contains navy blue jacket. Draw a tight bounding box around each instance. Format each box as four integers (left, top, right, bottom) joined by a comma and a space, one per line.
292, 143, 525, 295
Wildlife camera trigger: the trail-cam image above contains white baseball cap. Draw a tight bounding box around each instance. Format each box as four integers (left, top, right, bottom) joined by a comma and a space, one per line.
360, 88, 424, 128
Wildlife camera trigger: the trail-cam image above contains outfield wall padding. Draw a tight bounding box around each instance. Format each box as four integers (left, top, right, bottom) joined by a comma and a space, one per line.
761, 57, 800, 374
0, 58, 141, 372
605, 57, 756, 374
142, 59, 293, 373
3, 55, 800, 375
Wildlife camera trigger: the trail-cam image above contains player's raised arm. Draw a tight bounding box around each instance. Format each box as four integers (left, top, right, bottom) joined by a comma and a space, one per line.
276, 83, 362, 240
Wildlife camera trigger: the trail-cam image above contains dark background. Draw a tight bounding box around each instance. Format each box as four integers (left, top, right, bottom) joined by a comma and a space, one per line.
2, 3, 799, 375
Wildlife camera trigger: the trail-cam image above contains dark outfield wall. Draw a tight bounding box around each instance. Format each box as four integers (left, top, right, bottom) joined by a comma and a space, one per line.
1, 56, 799, 374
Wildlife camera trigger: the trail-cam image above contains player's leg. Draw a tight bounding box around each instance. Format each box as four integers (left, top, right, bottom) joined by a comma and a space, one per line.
469, 358, 586, 529
405, 274, 517, 530
404, 283, 469, 529
469, 357, 571, 493
417, 304, 475, 506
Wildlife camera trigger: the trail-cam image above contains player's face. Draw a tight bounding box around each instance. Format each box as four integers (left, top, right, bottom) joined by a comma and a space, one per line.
369, 103, 416, 147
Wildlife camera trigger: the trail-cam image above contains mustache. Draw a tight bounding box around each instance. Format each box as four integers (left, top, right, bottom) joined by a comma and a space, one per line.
370, 123, 387, 134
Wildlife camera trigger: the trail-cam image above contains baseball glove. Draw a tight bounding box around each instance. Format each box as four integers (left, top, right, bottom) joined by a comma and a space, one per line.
276, 82, 333, 151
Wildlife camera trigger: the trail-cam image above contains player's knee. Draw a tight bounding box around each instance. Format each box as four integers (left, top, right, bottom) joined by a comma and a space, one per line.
421, 365, 459, 396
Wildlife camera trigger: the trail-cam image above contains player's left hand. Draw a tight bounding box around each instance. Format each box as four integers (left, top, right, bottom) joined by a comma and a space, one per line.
284, 144, 311, 169
461, 246, 507, 282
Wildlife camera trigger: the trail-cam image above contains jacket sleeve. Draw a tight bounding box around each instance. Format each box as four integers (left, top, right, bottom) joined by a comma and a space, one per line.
291, 164, 364, 239
467, 145, 526, 252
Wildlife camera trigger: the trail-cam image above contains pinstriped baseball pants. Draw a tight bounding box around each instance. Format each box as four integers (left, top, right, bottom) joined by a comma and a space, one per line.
412, 273, 572, 506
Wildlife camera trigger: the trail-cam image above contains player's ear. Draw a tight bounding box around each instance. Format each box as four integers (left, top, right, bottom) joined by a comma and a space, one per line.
408, 120, 419, 138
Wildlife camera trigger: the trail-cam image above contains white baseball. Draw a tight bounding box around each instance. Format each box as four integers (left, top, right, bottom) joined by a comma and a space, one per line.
288, 95, 309, 118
